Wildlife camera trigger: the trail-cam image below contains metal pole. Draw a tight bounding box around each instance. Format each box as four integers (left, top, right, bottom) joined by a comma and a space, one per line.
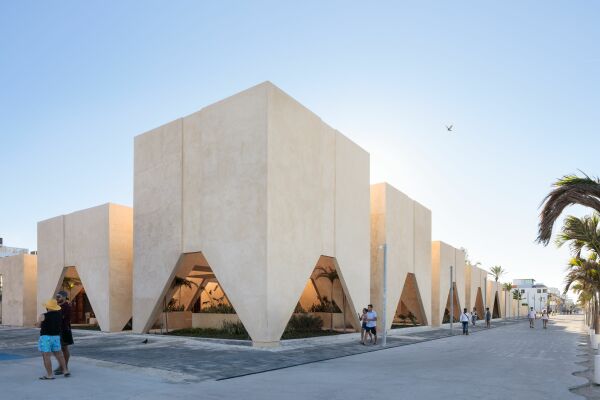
382, 243, 388, 347
450, 265, 454, 334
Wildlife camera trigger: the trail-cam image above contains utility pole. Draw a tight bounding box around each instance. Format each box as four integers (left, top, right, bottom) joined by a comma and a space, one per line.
381, 244, 387, 347
450, 265, 454, 335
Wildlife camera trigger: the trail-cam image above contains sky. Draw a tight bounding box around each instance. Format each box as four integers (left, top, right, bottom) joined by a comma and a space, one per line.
1, 1, 598, 293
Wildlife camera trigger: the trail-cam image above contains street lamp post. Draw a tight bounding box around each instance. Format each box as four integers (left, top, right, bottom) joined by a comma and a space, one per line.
450, 265, 454, 335
381, 244, 388, 347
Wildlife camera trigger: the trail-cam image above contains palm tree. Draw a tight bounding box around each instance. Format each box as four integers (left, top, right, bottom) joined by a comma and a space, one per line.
315, 266, 340, 332
537, 172, 600, 246
564, 256, 600, 333
512, 289, 523, 319
555, 213, 600, 257
502, 282, 512, 318
490, 266, 506, 283
173, 276, 197, 308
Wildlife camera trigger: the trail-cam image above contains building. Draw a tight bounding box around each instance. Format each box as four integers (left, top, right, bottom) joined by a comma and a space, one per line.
133, 82, 370, 346
0, 254, 37, 326
512, 278, 549, 312
0, 237, 29, 258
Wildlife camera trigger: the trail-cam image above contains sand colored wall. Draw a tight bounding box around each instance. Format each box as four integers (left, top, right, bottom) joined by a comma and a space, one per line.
370, 183, 432, 330
431, 241, 465, 326
133, 82, 370, 345
37, 203, 133, 332
0, 254, 37, 326
486, 280, 500, 316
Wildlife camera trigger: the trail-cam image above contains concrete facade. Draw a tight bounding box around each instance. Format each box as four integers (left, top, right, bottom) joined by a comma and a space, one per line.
37, 203, 133, 332
370, 183, 432, 330
431, 241, 466, 326
466, 265, 487, 317
0, 254, 37, 326
133, 82, 370, 345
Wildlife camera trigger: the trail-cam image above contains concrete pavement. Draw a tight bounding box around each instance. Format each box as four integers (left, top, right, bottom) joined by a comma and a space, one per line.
0, 315, 589, 399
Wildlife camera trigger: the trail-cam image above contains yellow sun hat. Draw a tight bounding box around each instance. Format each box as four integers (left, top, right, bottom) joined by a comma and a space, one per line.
42, 299, 61, 311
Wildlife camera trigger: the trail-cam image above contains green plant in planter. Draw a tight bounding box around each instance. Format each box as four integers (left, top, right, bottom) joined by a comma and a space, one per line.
294, 303, 306, 313
396, 314, 407, 324
200, 286, 236, 314
407, 311, 417, 326
308, 297, 342, 313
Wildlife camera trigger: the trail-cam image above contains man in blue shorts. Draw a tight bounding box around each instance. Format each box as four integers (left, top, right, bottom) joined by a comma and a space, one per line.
37, 299, 70, 380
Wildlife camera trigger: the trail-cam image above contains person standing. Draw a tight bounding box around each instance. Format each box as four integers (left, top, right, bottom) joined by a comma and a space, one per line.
54, 291, 74, 375
528, 307, 536, 328
359, 308, 368, 345
541, 309, 549, 329
471, 307, 478, 326
460, 308, 470, 335
485, 307, 491, 328
37, 299, 70, 380
366, 304, 378, 345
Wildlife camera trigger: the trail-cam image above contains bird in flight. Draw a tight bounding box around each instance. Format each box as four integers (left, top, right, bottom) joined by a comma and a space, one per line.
446, 125, 453, 132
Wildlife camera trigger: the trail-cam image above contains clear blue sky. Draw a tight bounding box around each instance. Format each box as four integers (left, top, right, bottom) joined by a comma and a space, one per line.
1, 1, 598, 291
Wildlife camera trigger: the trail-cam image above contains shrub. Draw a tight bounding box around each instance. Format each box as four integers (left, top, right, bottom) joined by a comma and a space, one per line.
285, 314, 323, 333
294, 303, 306, 313
221, 321, 248, 336
308, 297, 342, 313
407, 311, 417, 326
202, 303, 236, 314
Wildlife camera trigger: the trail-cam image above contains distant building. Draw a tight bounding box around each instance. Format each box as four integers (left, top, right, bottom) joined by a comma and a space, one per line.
512, 278, 549, 312
0, 237, 29, 258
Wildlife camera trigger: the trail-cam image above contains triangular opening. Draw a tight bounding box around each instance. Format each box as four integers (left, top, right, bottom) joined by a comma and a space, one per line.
442, 282, 461, 323
282, 256, 357, 339
474, 287, 484, 319
149, 252, 250, 340
492, 292, 501, 318
393, 273, 428, 328
56, 266, 98, 328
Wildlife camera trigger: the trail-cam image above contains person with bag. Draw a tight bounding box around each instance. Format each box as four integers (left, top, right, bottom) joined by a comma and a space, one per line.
460, 308, 470, 335
37, 299, 70, 380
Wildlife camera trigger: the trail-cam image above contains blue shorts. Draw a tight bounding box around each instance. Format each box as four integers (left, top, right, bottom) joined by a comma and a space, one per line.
38, 335, 61, 352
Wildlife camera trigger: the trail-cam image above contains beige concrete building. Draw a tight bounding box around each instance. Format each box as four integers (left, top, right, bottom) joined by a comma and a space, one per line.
431, 241, 465, 326
37, 203, 133, 332
465, 264, 487, 318
486, 280, 501, 318
133, 82, 370, 346
370, 183, 432, 331
0, 254, 37, 326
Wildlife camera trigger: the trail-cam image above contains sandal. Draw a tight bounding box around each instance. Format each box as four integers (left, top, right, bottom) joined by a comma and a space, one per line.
39, 376, 55, 380
64, 372, 71, 377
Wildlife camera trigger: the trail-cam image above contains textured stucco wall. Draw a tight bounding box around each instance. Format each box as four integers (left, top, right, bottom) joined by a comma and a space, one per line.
133, 82, 370, 345
0, 254, 37, 326
37, 203, 133, 332
370, 183, 432, 330
431, 241, 465, 326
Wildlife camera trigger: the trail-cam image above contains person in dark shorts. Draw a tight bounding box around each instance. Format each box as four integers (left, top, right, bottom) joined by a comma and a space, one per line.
359, 308, 368, 345
485, 307, 491, 328
54, 291, 74, 375
37, 299, 70, 379
366, 304, 378, 345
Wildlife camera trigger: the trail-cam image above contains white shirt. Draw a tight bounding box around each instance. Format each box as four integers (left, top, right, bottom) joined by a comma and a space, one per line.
528, 310, 536, 319
366, 311, 377, 328
460, 312, 470, 322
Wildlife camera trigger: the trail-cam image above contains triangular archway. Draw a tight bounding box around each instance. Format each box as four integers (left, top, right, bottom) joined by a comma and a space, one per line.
283, 256, 357, 339
147, 252, 249, 338
442, 283, 461, 323
55, 266, 98, 327
393, 273, 428, 328
474, 287, 484, 319
492, 292, 501, 318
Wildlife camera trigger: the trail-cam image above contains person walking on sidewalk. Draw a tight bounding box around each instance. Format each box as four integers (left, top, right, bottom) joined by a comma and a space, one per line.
460, 308, 470, 335
471, 307, 478, 326
485, 307, 491, 328
542, 309, 549, 329
366, 304, 378, 345
54, 291, 74, 375
359, 308, 368, 345
36, 299, 70, 380
528, 307, 536, 328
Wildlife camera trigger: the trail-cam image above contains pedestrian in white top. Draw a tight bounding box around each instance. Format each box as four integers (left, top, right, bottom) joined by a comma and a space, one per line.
366, 304, 378, 345
460, 308, 470, 335
541, 309, 549, 329
528, 307, 536, 328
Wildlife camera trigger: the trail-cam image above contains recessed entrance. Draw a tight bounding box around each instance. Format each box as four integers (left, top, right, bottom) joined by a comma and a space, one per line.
57, 266, 97, 327
492, 292, 501, 318
284, 256, 356, 339
442, 283, 461, 323
474, 287, 484, 319
393, 273, 427, 328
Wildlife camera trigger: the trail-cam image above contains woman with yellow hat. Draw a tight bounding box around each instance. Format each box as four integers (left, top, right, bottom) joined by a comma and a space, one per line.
36, 298, 70, 379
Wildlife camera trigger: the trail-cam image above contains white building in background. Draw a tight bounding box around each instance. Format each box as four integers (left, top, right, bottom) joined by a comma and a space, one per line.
0, 237, 29, 258
513, 279, 549, 312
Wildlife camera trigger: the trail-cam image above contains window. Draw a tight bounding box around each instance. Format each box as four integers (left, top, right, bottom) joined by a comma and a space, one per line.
521, 289, 525, 294
543, 289, 547, 293
537, 289, 541, 293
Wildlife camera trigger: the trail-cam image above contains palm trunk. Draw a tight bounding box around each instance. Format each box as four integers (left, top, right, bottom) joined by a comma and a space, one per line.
330, 283, 334, 332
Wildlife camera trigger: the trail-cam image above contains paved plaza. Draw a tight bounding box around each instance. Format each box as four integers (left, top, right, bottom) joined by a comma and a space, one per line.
0, 315, 591, 399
